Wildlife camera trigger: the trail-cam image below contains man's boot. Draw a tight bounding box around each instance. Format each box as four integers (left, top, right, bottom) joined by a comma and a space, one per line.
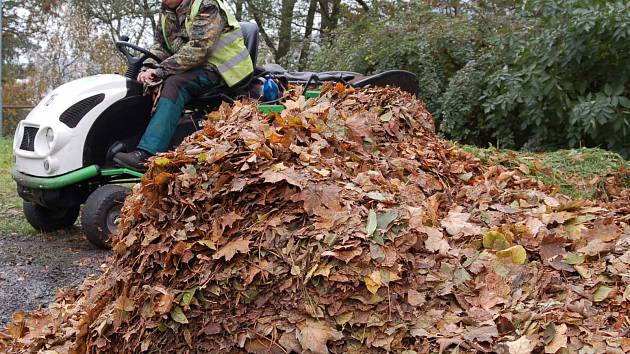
113, 150, 152, 173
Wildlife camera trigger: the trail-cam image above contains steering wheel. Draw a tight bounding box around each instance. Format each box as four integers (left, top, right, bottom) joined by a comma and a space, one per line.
115, 40, 163, 79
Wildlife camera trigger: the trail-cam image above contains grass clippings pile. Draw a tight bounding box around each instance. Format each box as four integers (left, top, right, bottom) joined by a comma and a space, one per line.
2, 83, 629, 354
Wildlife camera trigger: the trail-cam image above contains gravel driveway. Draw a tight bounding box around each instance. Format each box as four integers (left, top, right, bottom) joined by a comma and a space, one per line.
0, 228, 109, 325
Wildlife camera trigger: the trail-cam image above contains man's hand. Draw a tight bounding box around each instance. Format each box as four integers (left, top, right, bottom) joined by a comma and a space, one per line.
137, 69, 157, 83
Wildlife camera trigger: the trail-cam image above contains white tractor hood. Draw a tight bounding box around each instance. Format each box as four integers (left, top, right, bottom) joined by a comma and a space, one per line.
13, 74, 129, 177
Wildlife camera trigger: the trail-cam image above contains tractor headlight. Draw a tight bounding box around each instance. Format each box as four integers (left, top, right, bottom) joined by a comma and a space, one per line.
34, 126, 55, 156
45, 127, 55, 149
43, 157, 57, 173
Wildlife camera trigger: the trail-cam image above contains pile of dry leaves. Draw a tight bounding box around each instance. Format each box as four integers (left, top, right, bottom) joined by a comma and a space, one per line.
2, 83, 629, 354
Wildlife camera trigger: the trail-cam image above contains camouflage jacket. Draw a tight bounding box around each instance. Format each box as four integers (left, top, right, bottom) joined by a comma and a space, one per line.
151, 0, 227, 78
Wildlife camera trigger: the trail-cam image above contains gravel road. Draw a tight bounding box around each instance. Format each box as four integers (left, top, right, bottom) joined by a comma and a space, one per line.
0, 228, 109, 325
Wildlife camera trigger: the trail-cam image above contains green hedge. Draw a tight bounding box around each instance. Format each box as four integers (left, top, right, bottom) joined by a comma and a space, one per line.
313, 0, 630, 158
311, 4, 480, 114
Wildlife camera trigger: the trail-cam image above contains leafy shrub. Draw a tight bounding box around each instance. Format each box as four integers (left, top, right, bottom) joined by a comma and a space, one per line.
442, 0, 630, 157
311, 4, 480, 113
313, 0, 630, 157
439, 53, 499, 146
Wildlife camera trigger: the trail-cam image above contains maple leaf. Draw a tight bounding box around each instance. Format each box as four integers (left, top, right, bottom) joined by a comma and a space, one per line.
261, 167, 305, 188
506, 336, 536, 354
463, 325, 498, 343
544, 324, 568, 353
407, 290, 426, 307
441, 207, 481, 236
321, 248, 363, 263
221, 211, 244, 229
297, 319, 343, 354
423, 227, 450, 254
578, 239, 613, 256
212, 238, 250, 261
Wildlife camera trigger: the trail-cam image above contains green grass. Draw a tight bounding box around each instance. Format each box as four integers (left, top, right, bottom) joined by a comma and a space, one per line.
0, 137, 36, 236
461, 145, 630, 200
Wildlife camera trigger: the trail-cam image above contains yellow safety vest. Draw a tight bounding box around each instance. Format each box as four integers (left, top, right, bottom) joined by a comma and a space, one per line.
161, 0, 254, 87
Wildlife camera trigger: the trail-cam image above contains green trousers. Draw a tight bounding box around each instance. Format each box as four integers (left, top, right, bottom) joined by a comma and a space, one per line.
138, 69, 219, 154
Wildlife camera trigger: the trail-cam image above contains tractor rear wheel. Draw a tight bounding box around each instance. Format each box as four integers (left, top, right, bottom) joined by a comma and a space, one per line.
23, 201, 80, 232
81, 185, 130, 249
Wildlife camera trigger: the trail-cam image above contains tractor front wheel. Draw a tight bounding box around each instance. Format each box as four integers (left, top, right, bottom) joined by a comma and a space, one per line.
23, 201, 80, 232
81, 185, 130, 249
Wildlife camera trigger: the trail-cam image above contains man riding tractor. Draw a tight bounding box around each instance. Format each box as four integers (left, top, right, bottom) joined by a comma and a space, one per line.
113, 0, 253, 172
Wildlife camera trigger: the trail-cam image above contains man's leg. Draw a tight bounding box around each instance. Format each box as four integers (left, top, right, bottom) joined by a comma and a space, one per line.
114, 69, 219, 171
138, 69, 219, 154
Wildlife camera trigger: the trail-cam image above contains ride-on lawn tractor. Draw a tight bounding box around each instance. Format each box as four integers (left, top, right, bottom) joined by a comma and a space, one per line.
11, 22, 418, 249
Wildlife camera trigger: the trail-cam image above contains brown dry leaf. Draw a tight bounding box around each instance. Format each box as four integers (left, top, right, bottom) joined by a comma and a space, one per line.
114, 295, 135, 312
321, 248, 363, 263
297, 319, 343, 354
261, 166, 305, 189
279, 332, 301, 353
423, 227, 450, 254
540, 235, 574, 272
578, 239, 613, 256
464, 325, 498, 343
506, 336, 536, 354
212, 238, 250, 261
544, 324, 567, 353
583, 218, 620, 242
364, 269, 401, 294
4, 84, 630, 354
221, 212, 244, 229
154, 292, 174, 315
441, 207, 481, 236
407, 290, 426, 307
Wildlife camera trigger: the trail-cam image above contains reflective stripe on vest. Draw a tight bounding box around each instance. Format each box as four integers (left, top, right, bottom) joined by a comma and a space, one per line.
161, 0, 254, 87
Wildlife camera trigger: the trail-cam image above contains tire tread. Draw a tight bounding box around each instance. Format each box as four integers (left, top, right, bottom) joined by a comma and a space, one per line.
81, 185, 130, 249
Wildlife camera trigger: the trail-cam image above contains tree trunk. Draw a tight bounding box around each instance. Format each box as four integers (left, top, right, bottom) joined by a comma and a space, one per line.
234, 0, 244, 21
355, 0, 369, 12
298, 0, 317, 70
276, 0, 296, 66
319, 0, 342, 40
245, 0, 278, 59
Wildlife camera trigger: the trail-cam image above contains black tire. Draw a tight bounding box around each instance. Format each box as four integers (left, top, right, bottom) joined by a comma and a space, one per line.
81, 185, 130, 249
23, 201, 80, 232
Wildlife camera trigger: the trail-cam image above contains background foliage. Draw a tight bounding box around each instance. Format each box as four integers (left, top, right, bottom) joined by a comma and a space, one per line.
314, 0, 630, 157
2, 0, 629, 157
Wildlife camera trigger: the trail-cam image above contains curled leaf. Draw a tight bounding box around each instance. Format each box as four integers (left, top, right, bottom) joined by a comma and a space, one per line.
154, 157, 171, 167
483, 230, 511, 251
496, 245, 527, 264
170, 306, 189, 324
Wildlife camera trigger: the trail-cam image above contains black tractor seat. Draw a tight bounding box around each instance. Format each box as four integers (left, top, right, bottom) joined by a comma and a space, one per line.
352, 70, 418, 96
187, 22, 260, 107
260, 63, 363, 84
